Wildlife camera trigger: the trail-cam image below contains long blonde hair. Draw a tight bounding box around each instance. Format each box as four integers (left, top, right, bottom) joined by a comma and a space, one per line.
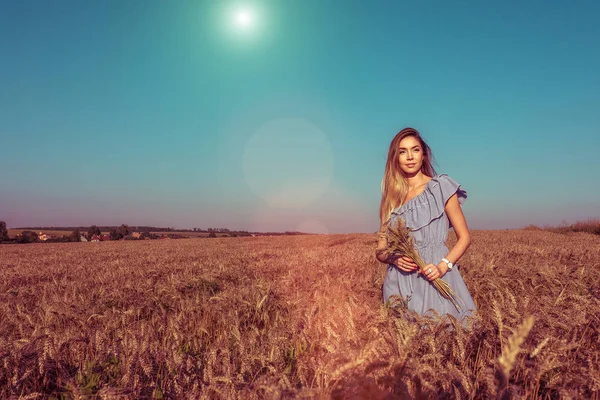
379, 128, 437, 225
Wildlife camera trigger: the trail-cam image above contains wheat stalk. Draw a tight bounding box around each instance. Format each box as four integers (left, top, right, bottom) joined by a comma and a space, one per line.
530, 337, 549, 358
498, 315, 535, 380
379, 217, 464, 312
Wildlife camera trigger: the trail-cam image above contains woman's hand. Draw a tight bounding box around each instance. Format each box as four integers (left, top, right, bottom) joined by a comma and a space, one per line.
421, 263, 449, 281
395, 256, 419, 273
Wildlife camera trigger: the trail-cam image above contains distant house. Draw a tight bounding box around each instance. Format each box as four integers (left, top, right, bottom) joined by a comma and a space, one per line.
90, 234, 101, 242
102, 234, 111, 241
80, 236, 88, 242
38, 232, 49, 241
132, 232, 141, 239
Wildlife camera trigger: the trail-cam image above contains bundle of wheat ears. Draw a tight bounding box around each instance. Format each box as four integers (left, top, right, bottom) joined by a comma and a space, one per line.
379, 217, 463, 312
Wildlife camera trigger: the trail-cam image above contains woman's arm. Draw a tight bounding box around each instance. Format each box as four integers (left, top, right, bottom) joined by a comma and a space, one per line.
437, 192, 471, 274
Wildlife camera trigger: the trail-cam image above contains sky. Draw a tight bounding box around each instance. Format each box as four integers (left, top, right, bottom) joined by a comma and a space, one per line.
1, 0, 599, 233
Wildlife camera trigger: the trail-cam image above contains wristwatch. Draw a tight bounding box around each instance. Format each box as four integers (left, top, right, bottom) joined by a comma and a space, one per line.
442, 258, 453, 270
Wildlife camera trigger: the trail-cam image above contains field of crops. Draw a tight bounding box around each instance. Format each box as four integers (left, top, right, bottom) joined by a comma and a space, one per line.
1, 230, 599, 398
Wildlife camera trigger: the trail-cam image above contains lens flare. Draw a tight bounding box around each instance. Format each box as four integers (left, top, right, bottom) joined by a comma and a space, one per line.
242, 117, 334, 209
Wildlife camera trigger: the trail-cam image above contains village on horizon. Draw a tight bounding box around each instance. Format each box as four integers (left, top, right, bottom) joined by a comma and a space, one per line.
0, 221, 317, 244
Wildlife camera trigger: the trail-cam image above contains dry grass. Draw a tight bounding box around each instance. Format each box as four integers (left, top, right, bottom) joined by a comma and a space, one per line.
1, 230, 599, 398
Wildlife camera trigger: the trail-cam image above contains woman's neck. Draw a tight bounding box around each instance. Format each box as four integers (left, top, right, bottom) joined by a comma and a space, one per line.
405, 172, 428, 189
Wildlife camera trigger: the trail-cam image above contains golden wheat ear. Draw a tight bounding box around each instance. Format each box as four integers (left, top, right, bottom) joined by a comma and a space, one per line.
498, 316, 535, 389
432, 278, 463, 312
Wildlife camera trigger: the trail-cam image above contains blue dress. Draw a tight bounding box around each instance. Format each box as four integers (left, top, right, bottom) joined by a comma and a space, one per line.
383, 174, 477, 326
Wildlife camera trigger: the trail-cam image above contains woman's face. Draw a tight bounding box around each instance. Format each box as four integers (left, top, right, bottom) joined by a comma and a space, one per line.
397, 135, 424, 175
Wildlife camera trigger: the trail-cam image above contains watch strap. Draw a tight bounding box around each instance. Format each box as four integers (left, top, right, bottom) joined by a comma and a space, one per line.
442, 258, 453, 270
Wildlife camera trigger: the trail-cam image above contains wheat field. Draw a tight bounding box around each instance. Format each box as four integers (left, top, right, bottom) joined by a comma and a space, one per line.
1, 230, 599, 399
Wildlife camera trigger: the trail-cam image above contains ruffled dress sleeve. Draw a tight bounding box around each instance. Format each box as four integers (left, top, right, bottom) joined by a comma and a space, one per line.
431, 174, 467, 207
429, 174, 467, 229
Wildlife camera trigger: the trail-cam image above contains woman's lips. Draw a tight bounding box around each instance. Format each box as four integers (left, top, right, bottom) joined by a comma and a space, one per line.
406, 163, 416, 167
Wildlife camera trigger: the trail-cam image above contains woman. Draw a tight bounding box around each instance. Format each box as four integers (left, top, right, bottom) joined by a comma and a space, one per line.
375, 127, 477, 326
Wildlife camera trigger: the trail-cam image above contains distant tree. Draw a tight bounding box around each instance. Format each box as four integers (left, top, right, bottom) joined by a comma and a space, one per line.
118, 224, 130, 238
17, 230, 38, 244
208, 232, 217, 238
87, 225, 101, 240
0, 221, 9, 242
71, 229, 81, 242
109, 228, 120, 240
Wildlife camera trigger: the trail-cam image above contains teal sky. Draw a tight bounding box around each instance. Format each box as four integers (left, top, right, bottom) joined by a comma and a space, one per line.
1, 0, 599, 233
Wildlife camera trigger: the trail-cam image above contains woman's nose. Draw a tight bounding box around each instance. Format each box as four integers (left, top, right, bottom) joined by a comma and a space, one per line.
407, 151, 414, 160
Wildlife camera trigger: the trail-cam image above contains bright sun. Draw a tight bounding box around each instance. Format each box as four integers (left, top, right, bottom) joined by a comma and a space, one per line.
222, 3, 264, 42
234, 8, 253, 29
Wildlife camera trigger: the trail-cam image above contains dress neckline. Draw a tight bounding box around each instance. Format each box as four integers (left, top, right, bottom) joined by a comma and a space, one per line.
401, 176, 436, 208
